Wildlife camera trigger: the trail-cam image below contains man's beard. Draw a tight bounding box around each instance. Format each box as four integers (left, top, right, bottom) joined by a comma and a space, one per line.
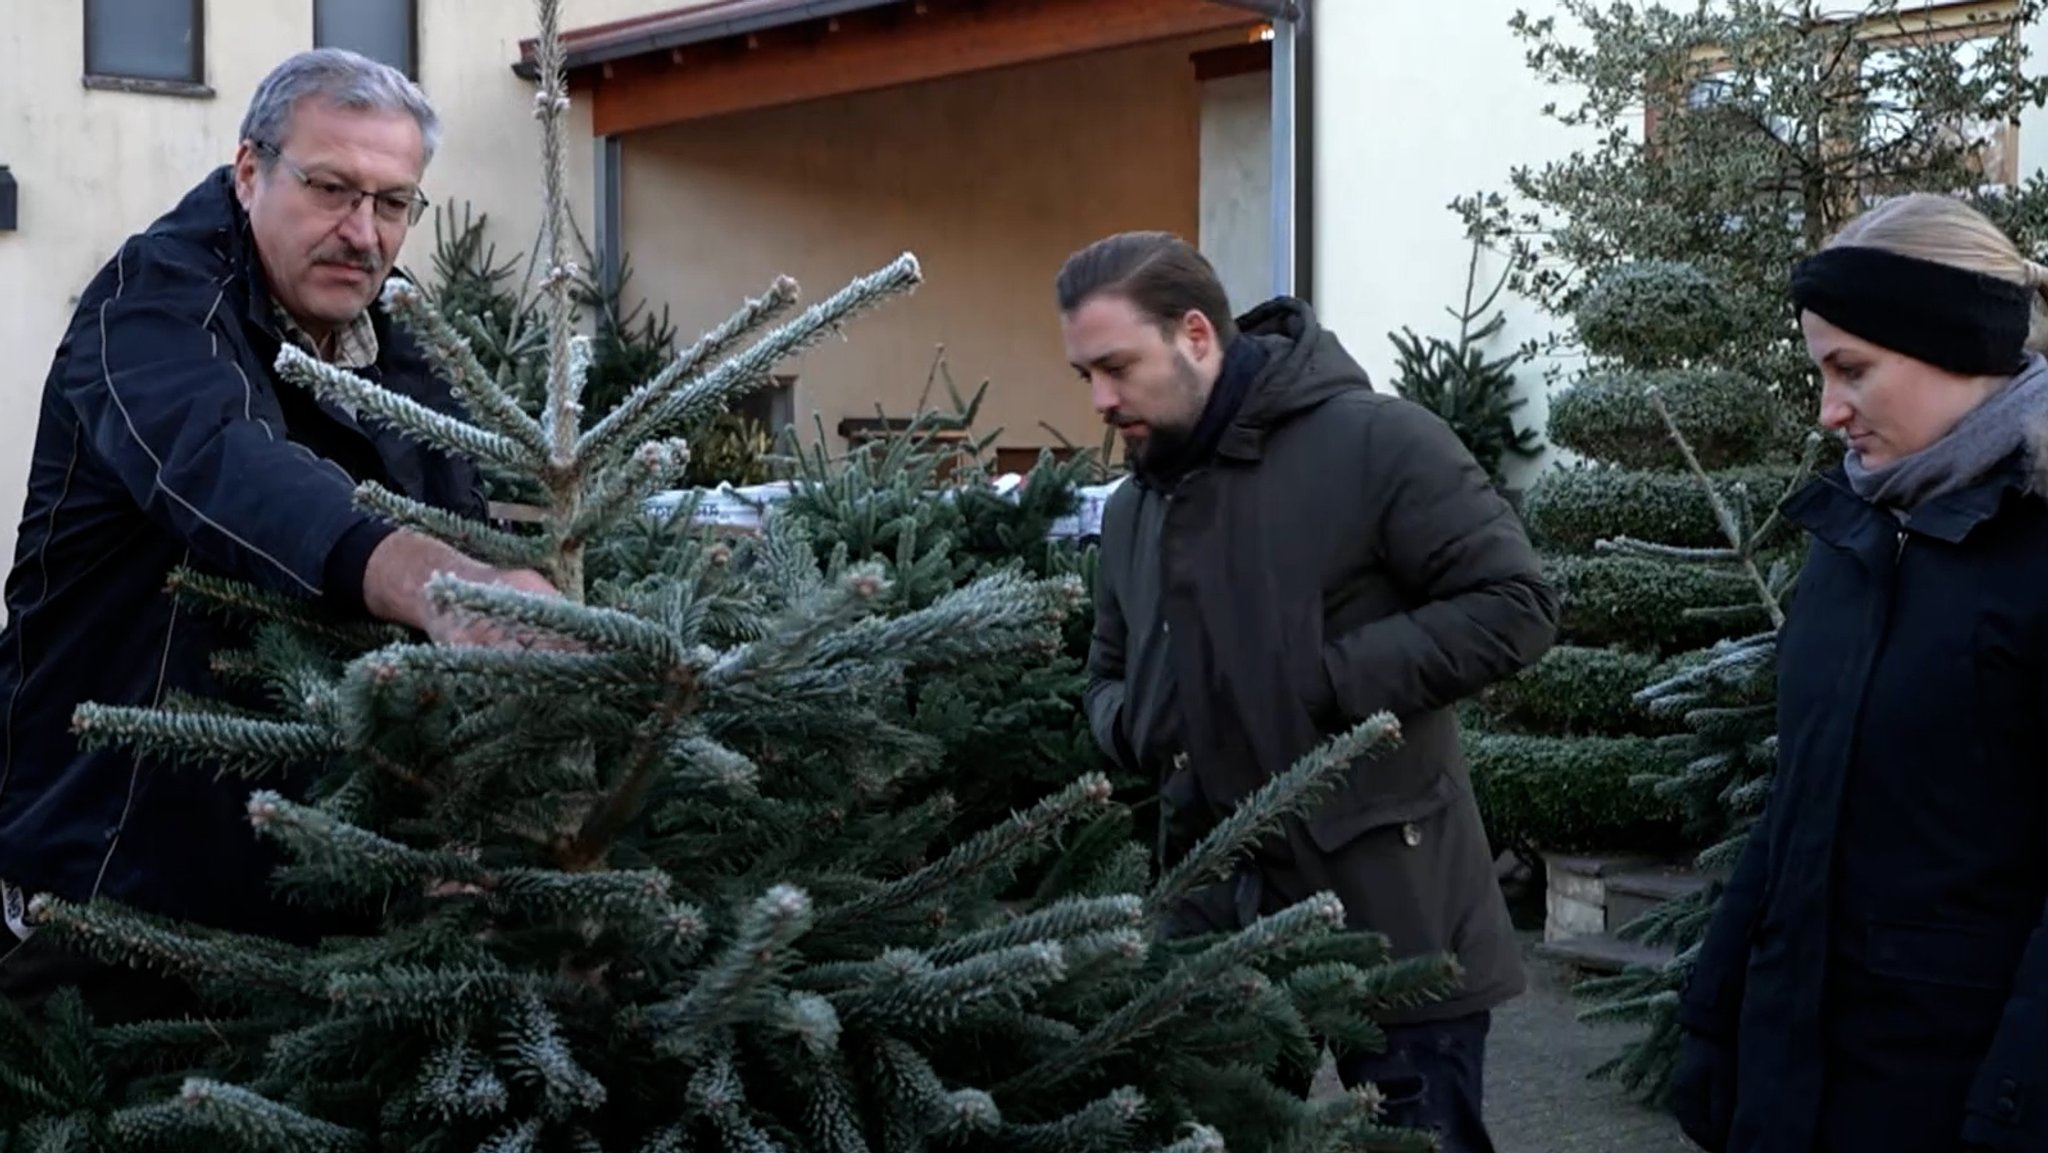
1125, 420, 1193, 471
1122, 355, 1206, 472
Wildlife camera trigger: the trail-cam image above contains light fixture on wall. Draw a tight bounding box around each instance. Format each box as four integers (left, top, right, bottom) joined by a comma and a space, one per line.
0, 166, 16, 232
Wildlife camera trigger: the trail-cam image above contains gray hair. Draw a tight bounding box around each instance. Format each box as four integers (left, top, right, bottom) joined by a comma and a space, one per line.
239, 48, 441, 169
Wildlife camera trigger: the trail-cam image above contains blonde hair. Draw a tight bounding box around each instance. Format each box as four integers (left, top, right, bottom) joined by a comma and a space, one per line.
1826, 192, 2048, 353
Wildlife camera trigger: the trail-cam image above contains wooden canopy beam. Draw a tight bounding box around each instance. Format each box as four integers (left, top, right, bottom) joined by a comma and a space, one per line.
588, 0, 1263, 137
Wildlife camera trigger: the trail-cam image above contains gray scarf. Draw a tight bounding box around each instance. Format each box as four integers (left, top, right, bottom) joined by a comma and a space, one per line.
1844, 352, 2048, 512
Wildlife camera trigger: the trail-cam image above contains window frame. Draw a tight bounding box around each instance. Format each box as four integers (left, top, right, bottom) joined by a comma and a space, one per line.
82, 0, 210, 97
733, 375, 797, 440
313, 0, 420, 81
1643, 0, 2024, 188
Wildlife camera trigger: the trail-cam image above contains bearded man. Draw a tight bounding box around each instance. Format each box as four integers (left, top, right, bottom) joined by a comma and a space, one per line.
1058, 231, 1559, 1153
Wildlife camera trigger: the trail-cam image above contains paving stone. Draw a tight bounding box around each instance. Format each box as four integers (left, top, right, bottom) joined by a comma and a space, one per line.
1533, 930, 1677, 975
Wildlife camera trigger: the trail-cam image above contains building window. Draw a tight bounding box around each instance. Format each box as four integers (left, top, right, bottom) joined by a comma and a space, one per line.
315, 0, 418, 80
83, 0, 208, 96
1647, 0, 2026, 191
734, 377, 797, 440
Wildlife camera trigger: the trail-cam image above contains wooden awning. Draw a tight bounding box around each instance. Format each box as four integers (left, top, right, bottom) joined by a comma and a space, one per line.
515, 0, 1282, 137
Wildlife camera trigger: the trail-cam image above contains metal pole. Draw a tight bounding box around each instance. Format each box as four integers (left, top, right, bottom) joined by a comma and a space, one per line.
1268, 14, 1297, 299
1293, 0, 1315, 306
1210, 0, 1300, 18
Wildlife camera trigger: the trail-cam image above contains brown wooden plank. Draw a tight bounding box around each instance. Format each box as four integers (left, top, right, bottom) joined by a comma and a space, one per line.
591, 0, 1260, 136
993, 445, 1080, 475
1191, 37, 1270, 82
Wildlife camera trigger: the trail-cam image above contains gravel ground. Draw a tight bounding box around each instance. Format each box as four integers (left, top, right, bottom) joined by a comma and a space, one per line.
1484, 935, 1697, 1153
1311, 931, 1698, 1152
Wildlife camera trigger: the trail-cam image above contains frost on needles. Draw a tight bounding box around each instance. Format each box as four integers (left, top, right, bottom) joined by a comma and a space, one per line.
0, 3, 1461, 1149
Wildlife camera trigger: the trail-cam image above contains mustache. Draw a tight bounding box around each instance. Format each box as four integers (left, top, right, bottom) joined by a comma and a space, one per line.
1104, 411, 1142, 429
312, 247, 379, 274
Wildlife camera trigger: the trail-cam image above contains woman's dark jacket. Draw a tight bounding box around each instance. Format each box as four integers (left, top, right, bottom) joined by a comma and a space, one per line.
1671, 443, 2048, 1153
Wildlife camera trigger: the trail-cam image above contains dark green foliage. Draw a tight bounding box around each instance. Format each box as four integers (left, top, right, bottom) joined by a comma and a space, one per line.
1629, 631, 1780, 850
1543, 555, 1768, 655
775, 382, 1086, 601
1460, 264, 1798, 861
1464, 731, 1687, 855
705, 376, 1142, 872
1546, 368, 1790, 471
1457, 262, 1819, 865
1574, 630, 1782, 1099
1475, 645, 1688, 739
1572, 260, 1736, 368
1541, 332, 1810, 1108
1387, 231, 1544, 486
1524, 464, 1800, 553
1975, 170, 2048, 258
420, 203, 531, 376
580, 251, 680, 419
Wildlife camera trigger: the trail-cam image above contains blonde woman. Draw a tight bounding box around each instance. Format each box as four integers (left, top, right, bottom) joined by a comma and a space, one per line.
1668, 192, 2048, 1153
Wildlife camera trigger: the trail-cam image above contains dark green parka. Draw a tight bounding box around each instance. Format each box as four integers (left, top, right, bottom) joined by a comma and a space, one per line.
1085, 297, 1560, 1022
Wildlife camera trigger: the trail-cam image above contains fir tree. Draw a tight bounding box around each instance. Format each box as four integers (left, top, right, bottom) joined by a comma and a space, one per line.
0, 3, 1458, 1148
768, 379, 1145, 877
600, 349, 1145, 895
1387, 229, 1545, 489
422, 199, 778, 495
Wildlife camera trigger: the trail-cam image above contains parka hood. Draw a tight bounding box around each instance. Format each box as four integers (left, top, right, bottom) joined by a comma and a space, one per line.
1218, 297, 1375, 458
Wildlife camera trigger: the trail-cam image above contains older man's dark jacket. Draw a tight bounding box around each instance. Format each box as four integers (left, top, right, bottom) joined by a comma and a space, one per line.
0, 166, 484, 944
1085, 297, 1559, 1023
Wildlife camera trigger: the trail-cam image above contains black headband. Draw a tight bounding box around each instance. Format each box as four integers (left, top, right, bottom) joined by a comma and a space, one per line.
1789, 245, 2035, 376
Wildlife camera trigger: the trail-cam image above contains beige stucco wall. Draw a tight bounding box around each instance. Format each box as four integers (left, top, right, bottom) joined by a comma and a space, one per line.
0, 0, 678, 598
2015, 15, 2048, 181
1200, 68, 1274, 315
616, 37, 1215, 459
1311, 0, 1605, 489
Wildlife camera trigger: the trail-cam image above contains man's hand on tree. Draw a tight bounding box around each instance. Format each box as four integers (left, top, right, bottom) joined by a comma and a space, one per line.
421, 565, 576, 651
364, 529, 573, 651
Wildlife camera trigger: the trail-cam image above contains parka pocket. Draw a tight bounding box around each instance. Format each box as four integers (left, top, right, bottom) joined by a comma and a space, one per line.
1851, 919, 2027, 992
1306, 767, 1462, 856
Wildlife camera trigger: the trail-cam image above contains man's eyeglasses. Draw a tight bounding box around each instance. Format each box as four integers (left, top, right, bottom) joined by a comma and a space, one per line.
254, 141, 429, 227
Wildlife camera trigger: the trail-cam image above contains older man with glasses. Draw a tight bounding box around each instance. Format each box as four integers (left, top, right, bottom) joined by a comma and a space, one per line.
0, 48, 555, 1021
